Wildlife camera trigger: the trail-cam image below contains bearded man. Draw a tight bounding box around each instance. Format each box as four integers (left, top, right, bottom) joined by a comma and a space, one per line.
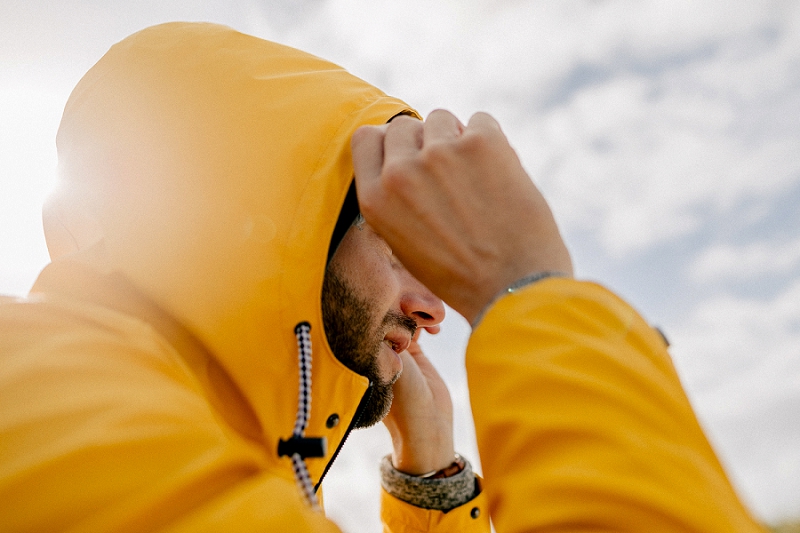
0, 21, 764, 533
0, 23, 485, 532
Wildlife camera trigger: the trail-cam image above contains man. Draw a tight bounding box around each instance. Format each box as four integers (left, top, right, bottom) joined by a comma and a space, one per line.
0, 23, 486, 531
0, 21, 764, 533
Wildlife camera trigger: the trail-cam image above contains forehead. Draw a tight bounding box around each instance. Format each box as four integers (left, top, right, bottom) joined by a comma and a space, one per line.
343, 221, 391, 254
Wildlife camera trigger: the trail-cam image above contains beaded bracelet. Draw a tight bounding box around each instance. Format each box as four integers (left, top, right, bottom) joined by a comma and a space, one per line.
471, 271, 569, 328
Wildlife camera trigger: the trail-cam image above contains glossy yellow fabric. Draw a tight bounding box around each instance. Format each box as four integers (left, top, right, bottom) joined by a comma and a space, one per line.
380, 488, 490, 532
467, 277, 766, 532
0, 22, 483, 532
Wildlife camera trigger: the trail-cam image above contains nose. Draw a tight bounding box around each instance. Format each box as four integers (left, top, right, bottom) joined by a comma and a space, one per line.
397, 269, 446, 329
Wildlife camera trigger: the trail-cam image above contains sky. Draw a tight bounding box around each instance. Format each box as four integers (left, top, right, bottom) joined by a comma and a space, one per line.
1, 0, 799, 529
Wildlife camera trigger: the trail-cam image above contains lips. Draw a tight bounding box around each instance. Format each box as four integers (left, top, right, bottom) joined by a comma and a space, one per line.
383, 330, 411, 354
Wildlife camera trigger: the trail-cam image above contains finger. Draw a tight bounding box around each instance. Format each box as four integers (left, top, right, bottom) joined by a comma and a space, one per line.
404, 348, 444, 386
383, 115, 423, 163
423, 325, 440, 335
424, 109, 464, 144
352, 124, 387, 190
466, 111, 503, 135
406, 340, 424, 358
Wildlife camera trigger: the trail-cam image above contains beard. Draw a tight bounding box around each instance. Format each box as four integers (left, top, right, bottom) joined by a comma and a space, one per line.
321, 267, 416, 429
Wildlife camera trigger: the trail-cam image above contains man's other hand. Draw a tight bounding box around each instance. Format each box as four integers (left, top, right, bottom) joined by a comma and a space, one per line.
383, 335, 455, 476
352, 110, 573, 325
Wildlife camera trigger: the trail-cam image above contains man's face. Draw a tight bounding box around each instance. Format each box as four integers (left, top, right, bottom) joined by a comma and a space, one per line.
322, 219, 445, 428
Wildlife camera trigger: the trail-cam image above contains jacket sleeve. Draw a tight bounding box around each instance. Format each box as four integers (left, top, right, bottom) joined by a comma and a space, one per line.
380, 488, 490, 533
465, 278, 766, 533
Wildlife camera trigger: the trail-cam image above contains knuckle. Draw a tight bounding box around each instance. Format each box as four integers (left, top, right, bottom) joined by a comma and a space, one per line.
428, 108, 452, 120
350, 126, 370, 145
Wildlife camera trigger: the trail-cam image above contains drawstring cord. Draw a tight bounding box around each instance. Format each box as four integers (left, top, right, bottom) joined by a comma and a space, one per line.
292, 322, 318, 509
278, 322, 326, 510
293, 322, 313, 438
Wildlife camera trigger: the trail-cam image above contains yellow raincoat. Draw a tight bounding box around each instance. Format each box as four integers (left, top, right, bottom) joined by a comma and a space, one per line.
0, 23, 487, 532
0, 21, 763, 533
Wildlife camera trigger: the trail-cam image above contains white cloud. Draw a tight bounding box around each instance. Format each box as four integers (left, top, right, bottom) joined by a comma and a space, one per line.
455, 0, 800, 257
690, 238, 800, 284
672, 279, 800, 388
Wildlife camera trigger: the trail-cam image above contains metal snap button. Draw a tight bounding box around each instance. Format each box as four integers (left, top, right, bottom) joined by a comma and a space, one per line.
326, 413, 340, 429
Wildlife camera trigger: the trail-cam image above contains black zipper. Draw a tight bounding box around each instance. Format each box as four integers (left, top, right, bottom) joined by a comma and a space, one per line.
314, 384, 373, 492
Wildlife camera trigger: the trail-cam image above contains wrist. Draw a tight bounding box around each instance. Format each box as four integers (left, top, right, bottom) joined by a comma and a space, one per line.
391, 451, 456, 477
415, 454, 465, 479
457, 237, 574, 324
380, 454, 479, 511
390, 439, 455, 476
470, 270, 570, 327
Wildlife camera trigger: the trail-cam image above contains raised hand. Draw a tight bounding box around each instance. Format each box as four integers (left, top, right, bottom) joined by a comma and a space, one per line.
352, 110, 573, 324
383, 333, 455, 475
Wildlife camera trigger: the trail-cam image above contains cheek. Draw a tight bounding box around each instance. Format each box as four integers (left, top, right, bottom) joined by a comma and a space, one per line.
332, 228, 403, 314
353, 260, 402, 312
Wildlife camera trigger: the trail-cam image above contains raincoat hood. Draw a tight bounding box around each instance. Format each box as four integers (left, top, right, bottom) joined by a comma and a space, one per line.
42, 22, 417, 483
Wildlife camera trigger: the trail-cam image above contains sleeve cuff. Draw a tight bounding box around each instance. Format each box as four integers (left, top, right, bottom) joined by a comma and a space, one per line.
379, 454, 479, 511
